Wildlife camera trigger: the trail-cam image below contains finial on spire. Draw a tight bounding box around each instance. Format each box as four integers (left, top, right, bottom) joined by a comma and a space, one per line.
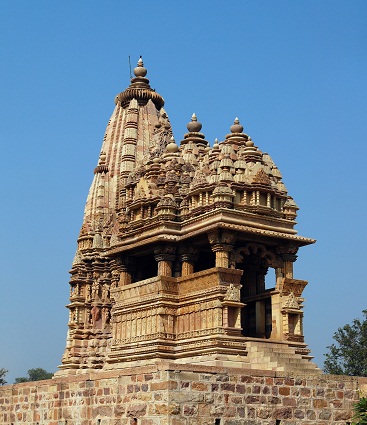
134, 56, 147, 77
187, 113, 202, 132
166, 136, 179, 153
230, 117, 244, 134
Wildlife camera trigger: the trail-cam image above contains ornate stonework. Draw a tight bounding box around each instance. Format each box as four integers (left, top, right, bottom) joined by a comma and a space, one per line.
58, 58, 319, 376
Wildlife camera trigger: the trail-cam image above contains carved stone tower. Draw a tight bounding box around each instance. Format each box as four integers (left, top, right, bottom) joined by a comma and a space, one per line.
58, 58, 320, 375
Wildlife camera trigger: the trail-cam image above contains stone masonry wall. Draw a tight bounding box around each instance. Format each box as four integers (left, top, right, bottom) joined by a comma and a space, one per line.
1, 363, 366, 425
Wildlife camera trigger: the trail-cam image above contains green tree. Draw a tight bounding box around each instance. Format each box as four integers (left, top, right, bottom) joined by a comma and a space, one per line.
15, 368, 53, 383
0, 368, 7, 385
324, 310, 367, 376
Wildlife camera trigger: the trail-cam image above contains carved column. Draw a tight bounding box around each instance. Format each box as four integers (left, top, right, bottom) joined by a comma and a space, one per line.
178, 245, 198, 277
276, 245, 299, 279
154, 245, 176, 277
282, 253, 297, 278
208, 230, 236, 269
211, 244, 233, 268
119, 264, 132, 286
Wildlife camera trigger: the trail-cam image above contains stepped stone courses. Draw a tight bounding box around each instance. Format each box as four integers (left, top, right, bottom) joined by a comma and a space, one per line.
0, 58, 363, 423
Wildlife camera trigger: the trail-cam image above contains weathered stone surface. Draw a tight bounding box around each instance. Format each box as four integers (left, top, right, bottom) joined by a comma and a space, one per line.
1, 366, 362, 424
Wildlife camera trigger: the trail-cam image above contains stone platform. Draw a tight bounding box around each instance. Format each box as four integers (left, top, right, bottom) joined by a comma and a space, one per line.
0, 363, 365, 425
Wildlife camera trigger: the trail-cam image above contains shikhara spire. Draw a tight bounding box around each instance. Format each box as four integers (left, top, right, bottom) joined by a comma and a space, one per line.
58, 58, 319, 376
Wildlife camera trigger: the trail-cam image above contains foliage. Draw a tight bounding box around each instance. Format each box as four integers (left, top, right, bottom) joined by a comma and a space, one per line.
15, 368, 53, 383
0, 368, 7, 385
352, 397, 367, 425
324, 310, 367, 376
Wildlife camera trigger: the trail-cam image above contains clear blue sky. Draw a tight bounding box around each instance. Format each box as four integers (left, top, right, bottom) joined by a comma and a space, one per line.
1, 1, 366, 384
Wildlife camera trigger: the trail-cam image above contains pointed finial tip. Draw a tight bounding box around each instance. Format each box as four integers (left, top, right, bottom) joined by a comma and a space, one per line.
191, 113, 197, 121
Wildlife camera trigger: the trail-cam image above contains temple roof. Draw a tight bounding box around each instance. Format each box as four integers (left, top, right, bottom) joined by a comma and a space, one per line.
76, 58, 313, 260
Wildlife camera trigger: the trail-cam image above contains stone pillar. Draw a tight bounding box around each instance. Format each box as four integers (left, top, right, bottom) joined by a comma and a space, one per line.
154, 245, 176, 277
208, 230, 236, 268
275, 267, 284, 288
181, 260, 194, 276
282, 253, 297, 278
211, 244, 233, 268
178, 245, 198, 277
119, 265, 132, 286
276, 245, 299, 279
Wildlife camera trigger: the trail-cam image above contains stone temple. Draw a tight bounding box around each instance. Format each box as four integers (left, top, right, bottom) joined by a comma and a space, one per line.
58, 57, 320, 375
1, 58, 364, 425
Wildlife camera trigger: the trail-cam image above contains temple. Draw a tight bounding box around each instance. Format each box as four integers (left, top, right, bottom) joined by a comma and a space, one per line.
58, 58, 320, 376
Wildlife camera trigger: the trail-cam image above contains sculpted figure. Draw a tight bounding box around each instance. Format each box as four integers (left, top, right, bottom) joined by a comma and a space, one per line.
92, 281, 99, 299
102, 307, 110, 328
86, 284, 91, 301
102, 284, 109, 301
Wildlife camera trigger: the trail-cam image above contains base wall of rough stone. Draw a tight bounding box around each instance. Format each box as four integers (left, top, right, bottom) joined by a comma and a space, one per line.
1, 363, 366, 425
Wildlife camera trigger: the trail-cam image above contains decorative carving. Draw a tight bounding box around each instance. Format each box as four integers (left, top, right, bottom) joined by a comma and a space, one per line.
253, 168, 271, 186
283, 292, 300, 310
224, 284, 240, 301
102, 284, 110, 302
278, 278, 307, 297
234, 243, 283, 268
86, 284, 91, 302
102, 307, 110, 328
92, 281, 99, 300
